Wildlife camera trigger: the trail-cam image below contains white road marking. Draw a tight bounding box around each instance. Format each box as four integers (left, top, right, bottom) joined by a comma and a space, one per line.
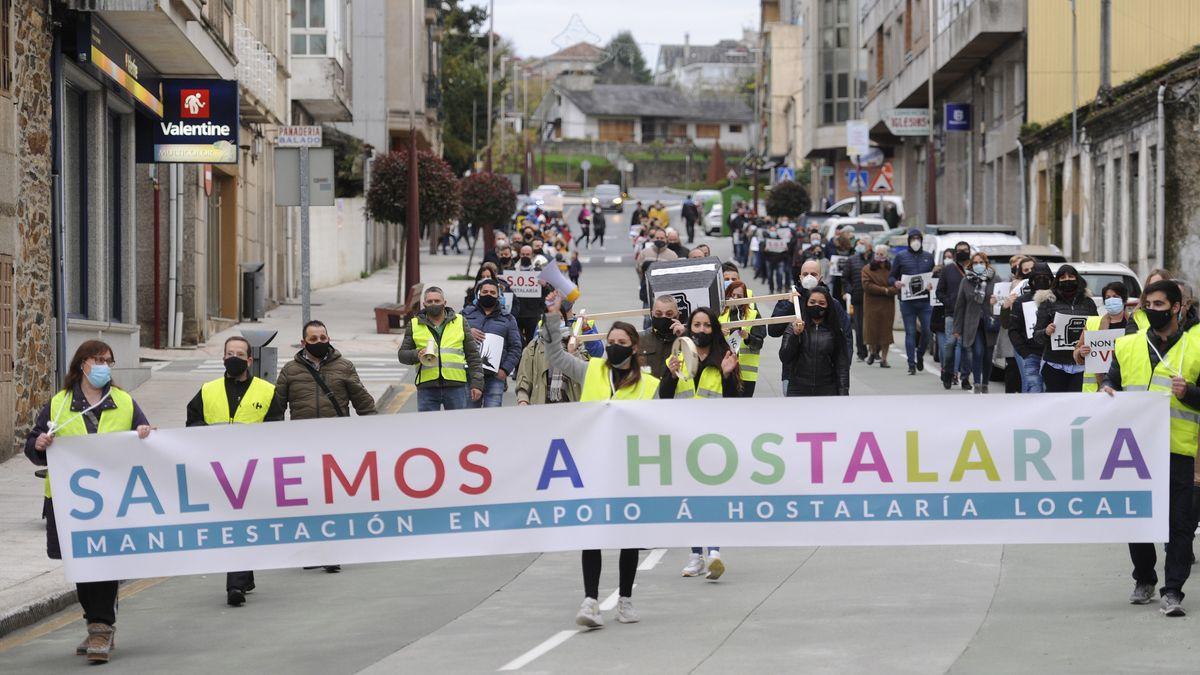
604, 255, 622, 263
497, 630, 580, 671
637, 548, 667, 570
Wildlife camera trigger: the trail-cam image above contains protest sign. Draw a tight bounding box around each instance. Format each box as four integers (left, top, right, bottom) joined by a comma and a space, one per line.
900, 273, 933, 301
1083, 328, 1125, 374
1051, 312, 1090, 351
930, 278, 942, 307
500, 271, 541, 298
49, 394, 1168, 583
479, 333, 504, 373
992, 282, 1011, 316
1023, 302, 1038, 339
765, 239, 788, 254
829, 255, 847, 277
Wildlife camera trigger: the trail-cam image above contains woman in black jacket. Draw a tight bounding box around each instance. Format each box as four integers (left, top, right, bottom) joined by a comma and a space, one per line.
1032, 264, 1097, 392
779, 287, 851, 396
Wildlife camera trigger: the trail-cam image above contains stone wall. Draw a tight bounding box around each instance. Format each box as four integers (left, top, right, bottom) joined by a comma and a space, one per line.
1164, 103, 1200, 280
9, 1, 54, 458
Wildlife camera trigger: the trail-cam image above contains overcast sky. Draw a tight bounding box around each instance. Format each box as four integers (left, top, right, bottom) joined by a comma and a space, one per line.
467, 0, 759, 66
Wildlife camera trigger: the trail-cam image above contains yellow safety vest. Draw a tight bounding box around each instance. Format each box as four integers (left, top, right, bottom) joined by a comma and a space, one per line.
201, 376, 275, 424
580, 358, 660, 401
1082, 315, 1106, 393
412, 314, 469, 385
1130, 308, 1152, 333
720, 303, 760, 383
44, 387, 135, 498
1113, 326, 1200, 457
673, 362, 726, 399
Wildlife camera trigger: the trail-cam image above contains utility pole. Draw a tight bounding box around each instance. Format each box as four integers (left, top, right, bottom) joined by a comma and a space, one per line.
403, 0, 421, 305
925, 0, 938, 225
752, 42, 762, 214
485, 0, 494, 171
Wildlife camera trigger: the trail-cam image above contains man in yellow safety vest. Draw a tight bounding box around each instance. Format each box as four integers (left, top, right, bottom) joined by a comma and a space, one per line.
1103, 279, 1200, 617
186, 335, 285, 607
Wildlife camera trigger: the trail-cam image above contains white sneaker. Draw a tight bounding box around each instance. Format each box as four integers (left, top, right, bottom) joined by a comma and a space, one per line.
705, 554, 726, 580
616, 597, 640, 624
575, 597, 604, 628
681, 553, 706, 577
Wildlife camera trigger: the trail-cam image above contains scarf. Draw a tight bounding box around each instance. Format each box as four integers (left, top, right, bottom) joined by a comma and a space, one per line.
965, 270, 990, 305
547, 339, 567, 402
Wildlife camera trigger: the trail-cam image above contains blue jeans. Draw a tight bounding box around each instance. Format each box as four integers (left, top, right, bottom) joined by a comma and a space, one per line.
959, 328, 989, 385
898, 300, 933, 368
1018, 352, 1045, 392
940, 316, 965, 378
469, 374, 506, 408
417, 386, 468, 412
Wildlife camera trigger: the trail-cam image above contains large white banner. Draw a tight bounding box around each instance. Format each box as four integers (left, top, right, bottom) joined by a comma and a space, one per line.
49, 393, 1170, 583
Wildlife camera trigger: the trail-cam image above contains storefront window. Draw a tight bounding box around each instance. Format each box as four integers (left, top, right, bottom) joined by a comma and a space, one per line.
64, 84, 87, 318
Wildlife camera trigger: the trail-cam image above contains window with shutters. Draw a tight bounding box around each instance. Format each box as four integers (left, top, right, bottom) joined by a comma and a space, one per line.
695, 123, 721, 139
598, 119, 636, 143
0, 254, 11, 382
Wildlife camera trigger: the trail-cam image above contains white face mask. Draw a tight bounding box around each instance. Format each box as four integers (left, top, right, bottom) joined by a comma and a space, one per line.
800, 275, 820, 290
909, 239, 923, 252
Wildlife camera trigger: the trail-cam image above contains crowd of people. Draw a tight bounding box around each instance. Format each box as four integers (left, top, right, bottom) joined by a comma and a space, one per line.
24, 193, 1200, 661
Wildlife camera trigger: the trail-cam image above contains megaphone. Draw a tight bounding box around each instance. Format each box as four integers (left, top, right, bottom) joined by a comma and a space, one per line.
540, 264, 580, 303
419, 338, 439, 367
671, 336, 699, 377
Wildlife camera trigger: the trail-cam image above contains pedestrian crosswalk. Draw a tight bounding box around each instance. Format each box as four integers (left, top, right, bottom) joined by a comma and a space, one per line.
191, 357, 410, 382
576, 254, 628, 264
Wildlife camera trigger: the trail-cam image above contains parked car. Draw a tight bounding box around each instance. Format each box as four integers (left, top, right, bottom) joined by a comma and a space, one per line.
1049, 261, 1141, 307
979, 245, 1066, 281
924, 225, 1025, 263
821, 216, 890, 243
536, 184, 563, 197
529, 188, 564, 217
590, 183, 624, 212
693, 189, 722, 214
827, 195, 906, 220
705, 203, 724, 235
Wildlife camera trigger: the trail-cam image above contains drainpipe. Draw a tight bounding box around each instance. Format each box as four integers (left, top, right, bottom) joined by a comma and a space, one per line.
1156, 84, 1166, 268
167, 164, 178, 348
151, 165, 161, 349
1017, 139, 1027, 242
51, 25, 68, 386
174, 164, 184, 346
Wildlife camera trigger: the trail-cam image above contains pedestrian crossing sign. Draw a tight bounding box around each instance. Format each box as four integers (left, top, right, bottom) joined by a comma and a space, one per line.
775, 167, 795, 182
845, 169, 869, 192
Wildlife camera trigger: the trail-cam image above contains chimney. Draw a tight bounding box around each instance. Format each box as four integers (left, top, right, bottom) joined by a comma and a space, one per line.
684, 33, 691, 62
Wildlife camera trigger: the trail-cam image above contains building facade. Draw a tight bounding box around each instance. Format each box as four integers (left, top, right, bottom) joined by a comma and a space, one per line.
654, 33, 758, 92
386, 0, 442, 154
760, 2, 803, 168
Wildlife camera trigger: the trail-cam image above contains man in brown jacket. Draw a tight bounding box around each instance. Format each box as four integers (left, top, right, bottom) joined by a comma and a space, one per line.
275, 319, 377, 573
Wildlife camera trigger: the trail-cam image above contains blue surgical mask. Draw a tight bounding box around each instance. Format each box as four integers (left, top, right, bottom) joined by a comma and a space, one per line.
86, 363, 112, 388
855, 244, 866, 254
723, 279, 732, 291
971, 264, 986, 275
1104, 297, 1125, 316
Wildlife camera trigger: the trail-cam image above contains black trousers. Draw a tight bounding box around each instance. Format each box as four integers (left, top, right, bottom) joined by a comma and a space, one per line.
582, 549, 637, 600
47, 498, 119, 625
227, 570, 255, 592
740, 381, 757, 398
852, 300, 867, 358
1040, 363, 1083, 392
1129, 453, 1197, 598
685, 219, 696, 243
516, 316, 540, 346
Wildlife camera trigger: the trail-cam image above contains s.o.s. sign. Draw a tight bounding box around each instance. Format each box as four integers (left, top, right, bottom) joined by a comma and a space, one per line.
136, 79, 239, 164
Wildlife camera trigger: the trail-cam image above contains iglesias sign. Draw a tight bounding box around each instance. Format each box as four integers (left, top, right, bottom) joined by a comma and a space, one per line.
136, 79, 239, 164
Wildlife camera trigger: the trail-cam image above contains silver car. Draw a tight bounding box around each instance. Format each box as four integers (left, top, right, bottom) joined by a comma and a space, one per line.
590, 184, 624, 213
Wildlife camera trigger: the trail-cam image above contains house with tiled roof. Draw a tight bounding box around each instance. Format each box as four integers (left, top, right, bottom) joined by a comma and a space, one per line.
654, 33, 758, 92
532, 75, 751, 150
525, 42, 604, 80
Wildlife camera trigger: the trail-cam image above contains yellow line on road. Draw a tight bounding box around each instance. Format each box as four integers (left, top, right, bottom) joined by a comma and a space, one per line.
0, 577, 166, 653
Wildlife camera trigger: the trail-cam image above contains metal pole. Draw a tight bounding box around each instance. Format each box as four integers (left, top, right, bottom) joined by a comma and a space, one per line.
51, 31, 68, 383
300, 145, 311, 327
404, 0, 421, 303
471, 97, 478, 162
752, 43, 761, 213
854, 154, 862, 214
925, 0, 938, 225
1070, 0, 1078, 147
485, 0, 494, 171
1098, 0, 1112, 104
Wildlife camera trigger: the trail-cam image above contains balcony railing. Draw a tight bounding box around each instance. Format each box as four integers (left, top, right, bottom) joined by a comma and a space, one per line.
235, 14, 277, 113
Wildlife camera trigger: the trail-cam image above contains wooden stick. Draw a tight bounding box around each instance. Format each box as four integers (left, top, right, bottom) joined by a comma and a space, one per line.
580, 307, 653, 320
723, 291, 796, 306
722, 315, 800, 330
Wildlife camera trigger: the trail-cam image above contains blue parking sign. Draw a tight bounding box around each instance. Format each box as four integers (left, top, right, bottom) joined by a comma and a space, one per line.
944, 103, 971, 131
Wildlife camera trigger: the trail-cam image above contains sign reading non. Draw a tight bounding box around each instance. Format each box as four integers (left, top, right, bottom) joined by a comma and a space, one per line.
944, 103, 972, 132
136, 78, 239, 164
885, 108, 931, 136
278, 126, 323, 148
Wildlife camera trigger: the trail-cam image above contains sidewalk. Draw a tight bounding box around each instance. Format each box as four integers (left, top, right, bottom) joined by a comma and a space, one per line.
0, 251, 481, 637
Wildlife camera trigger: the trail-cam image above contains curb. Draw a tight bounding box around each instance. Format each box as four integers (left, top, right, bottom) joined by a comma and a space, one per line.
0, 587, 77, 639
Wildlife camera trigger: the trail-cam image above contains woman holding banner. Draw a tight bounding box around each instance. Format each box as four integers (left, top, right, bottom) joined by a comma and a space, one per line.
719, 281, 765, 398
1033, 265, 1098, 392
24, 340, 153, 664
542, 292, 658, 628
660, 307, 740, 580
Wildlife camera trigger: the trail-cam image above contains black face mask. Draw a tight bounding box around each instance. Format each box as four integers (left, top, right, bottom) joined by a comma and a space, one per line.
651, 316, 675, 338
520, 256, 532, 267
426, 304, 445, 317
692, 331, 713, 348
1031, 276, 1053, 291
477, 294, 498, 309
224, 356, 248, 378
1011, 266, 1021, 278
955, 250, 970, 264
606, 343, 633, 368
1057, 280, 1079, 297
807, 305, 827, 320
305, 341, 331, 359
654, 240, 667, 249
1145, 307, 1174, 331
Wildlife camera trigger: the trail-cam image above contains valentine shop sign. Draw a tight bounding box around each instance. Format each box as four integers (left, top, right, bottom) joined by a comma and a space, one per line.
49, 393, 1169, 582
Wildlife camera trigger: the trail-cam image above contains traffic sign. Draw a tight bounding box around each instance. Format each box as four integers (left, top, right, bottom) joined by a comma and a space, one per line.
845, 169, 869, 192
278, 125, 323, 147
870, 171, 894, 193
845, 120, 869, 157
579, 159, 592, 171
775, 166, 795, 182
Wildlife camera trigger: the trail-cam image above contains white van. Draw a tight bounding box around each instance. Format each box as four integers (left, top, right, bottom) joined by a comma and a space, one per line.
827, 195, 905, 219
